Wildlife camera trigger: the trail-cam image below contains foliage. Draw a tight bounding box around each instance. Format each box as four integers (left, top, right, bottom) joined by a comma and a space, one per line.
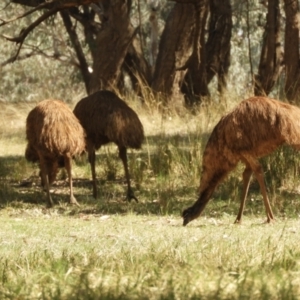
0, 1, 279, 103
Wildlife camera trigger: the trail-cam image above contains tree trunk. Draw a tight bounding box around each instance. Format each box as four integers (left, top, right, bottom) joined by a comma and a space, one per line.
206, 0, 232, 95
122, 37, 152, 96
182, 0, 209, 105
89, 0, 135, 94
254, 0, 283, 96
283, 0, 300, 102
151, 3, 195, 105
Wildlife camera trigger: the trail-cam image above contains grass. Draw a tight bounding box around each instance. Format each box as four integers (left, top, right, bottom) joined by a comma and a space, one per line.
0, 98, 300, 299
1, 213, 300, 299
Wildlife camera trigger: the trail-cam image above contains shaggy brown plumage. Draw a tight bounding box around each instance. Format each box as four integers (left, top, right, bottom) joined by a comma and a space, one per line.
183, 96, 300, 226
25, 99, 86, 207
73, 90, 144, 202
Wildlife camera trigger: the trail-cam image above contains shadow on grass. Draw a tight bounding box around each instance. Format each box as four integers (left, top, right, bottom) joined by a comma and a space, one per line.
0, 173, 185, 217
1, 131, 300, 220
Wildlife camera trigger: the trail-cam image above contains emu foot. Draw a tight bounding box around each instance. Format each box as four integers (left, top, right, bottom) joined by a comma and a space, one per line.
92, 187, 98, 199
46, 197, 54, 208
182, 207, 195, 226
263, 217, 275, 224
46, 202, 54, 208
234, 219, 242, 225
70, 196, 80, 207
125, 189, 139, 203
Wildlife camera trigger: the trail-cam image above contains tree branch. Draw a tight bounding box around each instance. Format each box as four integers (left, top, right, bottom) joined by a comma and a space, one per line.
60, 10, 91, 92
10, 0, 102, 9
1, 7, 60, 61
1, 51, 36, 67
1, 44, 80, 67
0, 5, 53, 27
0, 0, 102, 26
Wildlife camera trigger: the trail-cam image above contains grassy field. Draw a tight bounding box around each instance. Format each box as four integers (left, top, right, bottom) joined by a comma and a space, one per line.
1, 98, 300, 299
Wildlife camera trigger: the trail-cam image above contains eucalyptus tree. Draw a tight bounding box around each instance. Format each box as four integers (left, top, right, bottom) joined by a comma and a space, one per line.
5, 0, 300, 105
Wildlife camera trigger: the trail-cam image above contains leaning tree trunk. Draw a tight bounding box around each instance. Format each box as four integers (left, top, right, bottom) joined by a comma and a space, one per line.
151, 2, 195, 106
205, 0, 232, 95
254, 0, 283, 96
89, 0, 136, 94
122, 37, 152, 96
283, 0, 300, 102
181, 0, 209, 106
60, 10, 91, 93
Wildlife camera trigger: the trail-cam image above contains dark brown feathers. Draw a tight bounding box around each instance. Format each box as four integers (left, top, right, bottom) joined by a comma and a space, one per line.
73, 90, 144, 201
26, 99, 86, 157
73, 90, 144, 150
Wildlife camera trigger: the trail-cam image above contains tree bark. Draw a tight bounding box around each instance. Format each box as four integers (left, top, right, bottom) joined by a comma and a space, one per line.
254, 0, 283, 96
206, 0, 232, 95
152, 3, 195, 105
283, 0, 300, 102
88, 0, 135, 94
182, 0, 209, 105
60, 10, 91, 93
123, 38, 152, 96
10, 0, 100, 9
68, 6, 99, 61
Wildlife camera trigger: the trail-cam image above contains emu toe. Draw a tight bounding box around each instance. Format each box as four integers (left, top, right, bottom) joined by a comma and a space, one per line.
126, 189, 139, 203
46, 197, 54, 208
69, 196, 80, 207
234, 219, 242, 225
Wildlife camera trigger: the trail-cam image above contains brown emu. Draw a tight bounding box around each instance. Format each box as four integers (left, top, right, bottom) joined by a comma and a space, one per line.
73, 90, 144, 202
25, 99, 86, 207
183, 96, 300, 226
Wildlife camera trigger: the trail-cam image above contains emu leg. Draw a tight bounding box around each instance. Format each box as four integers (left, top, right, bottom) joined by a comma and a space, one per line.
244, 156, 275, 223
38, 154, 53, 207
48, 161, 59, 186
88, 149, 98, 199
234, 164, 253, 224
64, 155, 80, 206
118, 146, 138, 203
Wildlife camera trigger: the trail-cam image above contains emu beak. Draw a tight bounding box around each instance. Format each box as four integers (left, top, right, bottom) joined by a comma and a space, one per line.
182, 208, 192, 226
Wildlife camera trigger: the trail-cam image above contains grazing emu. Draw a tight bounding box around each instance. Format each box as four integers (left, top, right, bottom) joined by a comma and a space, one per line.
73, 90, 144, 202
25, 99, 86, 207
183, 96, 300, 226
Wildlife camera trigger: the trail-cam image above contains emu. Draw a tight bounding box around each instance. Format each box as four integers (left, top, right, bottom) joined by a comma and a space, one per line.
183, 96, 300, 226
25, 99, 86, 207
73, 90, 144, 202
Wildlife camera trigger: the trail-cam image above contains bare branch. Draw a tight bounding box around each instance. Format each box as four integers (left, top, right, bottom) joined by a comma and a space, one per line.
1, 51, 36, 67
1, 42, 80, 68
68, 8, 100, 33
168, 0, 199, 3
2, 8, 59, 43
10, 0, 103, 9
0, 0, 103, 26
1, 7, 60, 61
60, 10, 91, 91
0, 6, 49, 26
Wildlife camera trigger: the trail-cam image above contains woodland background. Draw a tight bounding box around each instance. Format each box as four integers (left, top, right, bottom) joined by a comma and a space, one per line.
0, 0, 298, 106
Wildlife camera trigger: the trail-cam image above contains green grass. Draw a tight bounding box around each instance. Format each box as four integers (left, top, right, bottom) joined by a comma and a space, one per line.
1, 99, 300, 299
0, 213, 300, 299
